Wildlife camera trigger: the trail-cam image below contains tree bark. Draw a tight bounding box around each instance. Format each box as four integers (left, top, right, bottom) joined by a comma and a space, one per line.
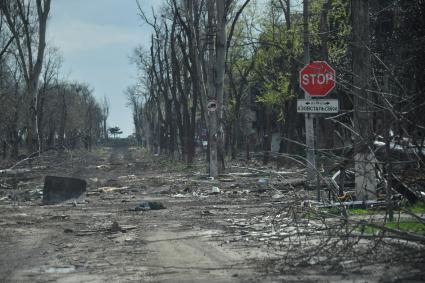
207, 0, 218, 177
352, 0, 377, 201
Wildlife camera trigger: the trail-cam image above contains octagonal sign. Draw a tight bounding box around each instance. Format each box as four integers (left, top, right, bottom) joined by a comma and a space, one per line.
299, 61, 336, 97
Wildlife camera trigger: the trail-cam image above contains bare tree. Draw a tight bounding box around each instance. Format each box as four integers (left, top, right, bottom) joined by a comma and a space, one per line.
101, 95, 110, 141
0, 0, 51, 155
352, 0, 377, 201
38, 46, 62, 151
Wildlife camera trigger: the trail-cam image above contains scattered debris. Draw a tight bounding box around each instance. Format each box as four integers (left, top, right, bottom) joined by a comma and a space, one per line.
0, 168, 31, 176
228, 172, 259, 177
49, 215, 70, 221
210, 186, 221, 194
97, 186, 129, 193
272, 193, 284, 199
201, 210, 214, 216
305, 199, 386, 209
118, 175, 137, 180
4, 187, 43, 202
95, 164, 111, 170
257, 178, 269, 186
192, 191, 208, 198
35, 265, 77, 274
392, 174, 420, 203
135, 202, 151, 211
229, 168, 303, 177
337, 191, 355, 202
173, 193, 189, 198
110, 221, 123, 232
86, 191, 100, 196
89, 177, 99, 183
1, 145, 423, 282
0, 182, 12, 189
134, 201, 166, 211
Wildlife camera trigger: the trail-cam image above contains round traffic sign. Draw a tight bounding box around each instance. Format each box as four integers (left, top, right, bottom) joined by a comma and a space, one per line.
207, 100, 217, 112
299, 61, 336, 97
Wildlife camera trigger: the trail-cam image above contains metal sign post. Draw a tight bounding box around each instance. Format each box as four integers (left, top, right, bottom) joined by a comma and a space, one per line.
304, 100, 316, 189
301, 1, 337, 200
302, 0, 317, 191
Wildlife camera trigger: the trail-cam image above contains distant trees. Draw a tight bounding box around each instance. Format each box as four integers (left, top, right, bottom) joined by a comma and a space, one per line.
125, 85, 143, 145
100, 96, 110, 141
0, 0, 51, 154
108, 127, 123, 139
129, 0, 251, 176
0, 0, 106, 159
129, 0, 424, 186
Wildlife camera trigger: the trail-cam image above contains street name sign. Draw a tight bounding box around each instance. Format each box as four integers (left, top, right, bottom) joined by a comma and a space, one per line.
297, 99, 339, 113
299, 61, 336, 97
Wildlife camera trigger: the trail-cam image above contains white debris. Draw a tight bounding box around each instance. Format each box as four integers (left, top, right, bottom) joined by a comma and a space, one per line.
211, 186, 221, 194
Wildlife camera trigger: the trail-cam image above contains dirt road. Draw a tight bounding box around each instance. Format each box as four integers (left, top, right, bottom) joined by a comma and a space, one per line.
1, 145, 423, 282
0, 146, 265, 282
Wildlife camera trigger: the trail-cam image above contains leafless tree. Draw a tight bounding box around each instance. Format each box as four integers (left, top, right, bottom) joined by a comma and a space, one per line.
0, 0, 51, 155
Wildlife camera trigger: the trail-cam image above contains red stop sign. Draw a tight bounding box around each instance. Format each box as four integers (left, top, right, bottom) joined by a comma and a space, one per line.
299, 61, 336, 97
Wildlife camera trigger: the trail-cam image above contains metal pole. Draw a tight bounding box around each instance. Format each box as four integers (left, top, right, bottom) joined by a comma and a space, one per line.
303, 0, 317, 189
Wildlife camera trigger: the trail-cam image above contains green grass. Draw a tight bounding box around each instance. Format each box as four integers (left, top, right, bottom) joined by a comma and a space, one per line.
409, 202, 425, 214
360, 219, 425, 235
305, 202, 425, 236
322, 207, 380, 216
325, 202, 425, 217
386, 221, 425, 233
349, 208, 374, 215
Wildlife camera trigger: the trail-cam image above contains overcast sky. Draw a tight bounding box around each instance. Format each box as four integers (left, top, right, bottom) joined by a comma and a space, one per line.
47, 0, 161, 137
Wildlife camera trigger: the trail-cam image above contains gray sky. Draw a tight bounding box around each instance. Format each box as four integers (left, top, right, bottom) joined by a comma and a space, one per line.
48, 0, 161, 137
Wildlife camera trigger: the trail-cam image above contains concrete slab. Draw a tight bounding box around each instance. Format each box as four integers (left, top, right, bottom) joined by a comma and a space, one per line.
42, 176, 86, 204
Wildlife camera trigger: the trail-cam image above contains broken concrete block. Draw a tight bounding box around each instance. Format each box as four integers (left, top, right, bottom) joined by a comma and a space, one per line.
43, 176, 86, 205
210, 186, 221, 194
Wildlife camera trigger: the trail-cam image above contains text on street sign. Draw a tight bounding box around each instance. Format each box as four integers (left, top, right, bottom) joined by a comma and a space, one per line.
297, 99, 339, 113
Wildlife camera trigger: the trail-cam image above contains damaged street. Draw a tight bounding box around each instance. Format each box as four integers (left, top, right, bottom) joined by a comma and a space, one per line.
1, 145, 424, 282
1, 1, 425, 281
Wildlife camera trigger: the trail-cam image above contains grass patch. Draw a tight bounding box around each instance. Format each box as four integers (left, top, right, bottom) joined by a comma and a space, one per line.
347, 202, 425, 216
322, 207, 382, 216
361, 219, 425, 235
386, 221, 425, 233
409, 202, 425, 214
349, 208, 373, 215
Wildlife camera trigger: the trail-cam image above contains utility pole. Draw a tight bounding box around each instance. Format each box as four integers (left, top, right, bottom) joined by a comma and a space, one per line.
303, 0, 317, 193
